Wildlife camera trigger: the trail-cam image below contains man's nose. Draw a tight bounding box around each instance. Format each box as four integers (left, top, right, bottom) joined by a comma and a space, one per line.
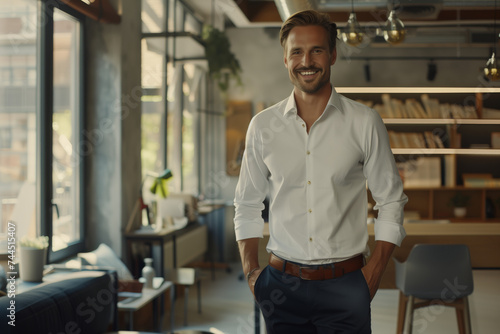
302, 52, 312, 67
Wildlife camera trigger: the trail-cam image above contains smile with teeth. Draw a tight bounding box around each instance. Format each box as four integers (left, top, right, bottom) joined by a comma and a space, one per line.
299, 70, 319, 76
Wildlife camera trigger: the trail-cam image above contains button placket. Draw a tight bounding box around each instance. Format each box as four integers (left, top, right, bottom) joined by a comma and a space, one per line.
305, 135, 314, 256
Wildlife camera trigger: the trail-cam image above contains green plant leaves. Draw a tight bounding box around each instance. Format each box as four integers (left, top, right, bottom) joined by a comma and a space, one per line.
202, 25, 242, 92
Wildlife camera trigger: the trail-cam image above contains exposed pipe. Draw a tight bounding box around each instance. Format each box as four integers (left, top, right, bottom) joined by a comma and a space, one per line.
274, 0, 318, 21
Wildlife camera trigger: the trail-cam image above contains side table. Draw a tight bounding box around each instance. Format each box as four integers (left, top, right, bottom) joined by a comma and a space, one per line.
118, 281, 173, 332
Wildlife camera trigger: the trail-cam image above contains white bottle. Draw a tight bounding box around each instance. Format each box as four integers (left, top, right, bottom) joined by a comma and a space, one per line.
142, 258, 155, 289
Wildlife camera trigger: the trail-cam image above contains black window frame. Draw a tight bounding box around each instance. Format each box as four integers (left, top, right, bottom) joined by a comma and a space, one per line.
38, 0, 86, 262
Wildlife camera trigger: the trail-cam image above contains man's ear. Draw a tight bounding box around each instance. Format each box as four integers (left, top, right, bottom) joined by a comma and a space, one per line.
284, 51, 288, 68
330, 48, 337, 66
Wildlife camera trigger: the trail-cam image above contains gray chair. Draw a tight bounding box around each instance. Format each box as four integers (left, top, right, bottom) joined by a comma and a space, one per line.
394, 244, 474, 334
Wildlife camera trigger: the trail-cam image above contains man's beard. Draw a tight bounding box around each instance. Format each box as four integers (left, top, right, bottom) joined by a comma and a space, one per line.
291, 67, 330, 94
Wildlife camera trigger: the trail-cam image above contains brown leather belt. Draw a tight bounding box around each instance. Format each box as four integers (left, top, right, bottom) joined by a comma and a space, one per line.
269, 254, 364, 281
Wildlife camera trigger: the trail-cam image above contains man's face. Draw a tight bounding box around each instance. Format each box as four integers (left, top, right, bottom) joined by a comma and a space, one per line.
284, 25, 336, 94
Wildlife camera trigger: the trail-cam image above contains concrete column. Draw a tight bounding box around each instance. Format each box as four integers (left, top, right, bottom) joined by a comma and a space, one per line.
85, 0, 141, 255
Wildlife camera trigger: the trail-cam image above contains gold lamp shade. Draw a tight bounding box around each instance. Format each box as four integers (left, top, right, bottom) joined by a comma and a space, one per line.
485, 52, 500, 81
384, 10, 406, 45
341, 12, 364, 46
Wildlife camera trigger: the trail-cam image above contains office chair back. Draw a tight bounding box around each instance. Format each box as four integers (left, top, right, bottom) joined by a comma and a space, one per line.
397, 244, 474, 300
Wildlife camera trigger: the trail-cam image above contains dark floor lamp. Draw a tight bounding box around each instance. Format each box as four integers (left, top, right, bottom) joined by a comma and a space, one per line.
125, 168, 173, 233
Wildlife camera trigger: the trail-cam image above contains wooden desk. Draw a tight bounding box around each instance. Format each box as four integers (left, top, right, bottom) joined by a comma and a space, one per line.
124, 223, 207, 277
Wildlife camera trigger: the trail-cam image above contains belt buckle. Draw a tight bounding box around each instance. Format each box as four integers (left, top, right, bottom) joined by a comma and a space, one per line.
298, 266, 312, 280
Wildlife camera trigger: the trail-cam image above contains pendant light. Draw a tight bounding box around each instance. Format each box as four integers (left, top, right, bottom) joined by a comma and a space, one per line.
485, 0, 500, 81
341, 0, 364, 46
383, 1, 406, 45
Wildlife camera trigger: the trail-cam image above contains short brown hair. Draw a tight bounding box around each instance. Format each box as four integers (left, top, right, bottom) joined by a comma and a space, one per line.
279, 10, 338, 52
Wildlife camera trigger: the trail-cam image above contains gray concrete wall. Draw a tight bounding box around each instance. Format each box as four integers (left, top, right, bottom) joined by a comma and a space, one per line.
85, 0, 141, 256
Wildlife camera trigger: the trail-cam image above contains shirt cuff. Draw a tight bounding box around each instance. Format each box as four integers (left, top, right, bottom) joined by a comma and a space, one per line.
234, 220, 265, 241
374, 219, 406, 247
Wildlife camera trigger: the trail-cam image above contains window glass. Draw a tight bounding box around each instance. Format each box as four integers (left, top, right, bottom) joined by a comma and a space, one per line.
51, 8, 81, 252
142, 0, 166, 33
167, 63, 182, 192
182, 63, 201, 194
0, 1, 38, 242
184, 13, 201, 35
141, 38, 166, 177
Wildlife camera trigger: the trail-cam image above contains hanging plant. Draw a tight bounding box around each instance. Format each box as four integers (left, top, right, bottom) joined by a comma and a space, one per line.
202, 25, 242, 92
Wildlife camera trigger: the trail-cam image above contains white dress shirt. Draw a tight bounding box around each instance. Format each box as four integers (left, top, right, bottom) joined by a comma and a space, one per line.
234, 87, 408, 264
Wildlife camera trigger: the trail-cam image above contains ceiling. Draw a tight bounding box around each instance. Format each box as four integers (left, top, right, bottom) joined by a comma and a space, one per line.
182, 0, 500, 48
184, 0, 500, 27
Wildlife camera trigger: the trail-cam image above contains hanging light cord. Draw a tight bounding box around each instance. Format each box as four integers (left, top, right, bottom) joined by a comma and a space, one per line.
351, 0, 354, 14
494, 0, 498, 53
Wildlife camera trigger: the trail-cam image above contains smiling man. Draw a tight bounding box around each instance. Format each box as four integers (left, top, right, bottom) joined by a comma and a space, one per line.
234, 10, 408, 334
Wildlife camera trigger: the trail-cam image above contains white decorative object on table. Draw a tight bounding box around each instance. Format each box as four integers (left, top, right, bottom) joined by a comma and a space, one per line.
141, 258, 155, 289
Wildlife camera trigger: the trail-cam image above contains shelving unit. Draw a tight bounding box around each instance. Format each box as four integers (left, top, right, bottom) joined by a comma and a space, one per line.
341, 87, 500, 223
369, 187, 500, 223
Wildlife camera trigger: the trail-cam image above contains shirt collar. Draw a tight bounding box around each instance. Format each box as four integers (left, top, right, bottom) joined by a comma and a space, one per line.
282, 85, 342, 118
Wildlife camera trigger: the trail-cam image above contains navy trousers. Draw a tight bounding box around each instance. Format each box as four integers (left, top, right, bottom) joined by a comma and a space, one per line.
254, 265, 371, 334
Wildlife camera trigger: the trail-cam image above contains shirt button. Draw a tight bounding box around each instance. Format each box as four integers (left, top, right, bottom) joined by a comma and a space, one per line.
302, 124, 305, 128
309, 237, 313, 242
307, 150, 310, 155
308, 209, 312, 213
307, 181, 311, 185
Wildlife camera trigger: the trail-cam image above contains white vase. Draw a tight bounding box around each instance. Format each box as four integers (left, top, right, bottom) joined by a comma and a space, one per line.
454, 207, 467, 218
20, 247, 47, 282
141, 258, 155, 289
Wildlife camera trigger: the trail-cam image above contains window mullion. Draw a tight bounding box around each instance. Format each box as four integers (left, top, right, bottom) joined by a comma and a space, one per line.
37, 0, 54, 252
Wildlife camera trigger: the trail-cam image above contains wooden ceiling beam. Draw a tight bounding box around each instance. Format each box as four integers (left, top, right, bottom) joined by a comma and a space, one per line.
60, 0, 120, 24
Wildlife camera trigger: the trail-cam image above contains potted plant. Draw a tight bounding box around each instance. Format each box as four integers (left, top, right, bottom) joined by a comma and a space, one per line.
202, 25, 242, 92
19, 235, 49, 282
448, 192, 470, 218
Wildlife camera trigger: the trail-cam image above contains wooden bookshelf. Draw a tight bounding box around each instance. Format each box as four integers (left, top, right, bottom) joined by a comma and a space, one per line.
341, 87, 500, 222
369, 187, 500, 223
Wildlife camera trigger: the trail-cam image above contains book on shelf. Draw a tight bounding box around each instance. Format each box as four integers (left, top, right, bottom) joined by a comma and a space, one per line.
424, 131, 436, 148
464, 179, 500, 187
399, 157, 441, 188
421, 94, 441, 118
482, 108, 500, 119
443, 155, 456, 187
492, 132, 500, 149
434, 134, 445, 148
388, 131, 444, 148
371, 94, 479, 119
469, 144, 491, 149
355, 99, 374, 108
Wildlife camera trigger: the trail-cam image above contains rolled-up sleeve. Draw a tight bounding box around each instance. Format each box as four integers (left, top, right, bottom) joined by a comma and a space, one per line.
234, 117, 270, 241
363, 110, 408, 246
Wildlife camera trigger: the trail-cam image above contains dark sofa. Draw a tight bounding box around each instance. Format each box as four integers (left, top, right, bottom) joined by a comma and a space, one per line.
0, 270, 118, 334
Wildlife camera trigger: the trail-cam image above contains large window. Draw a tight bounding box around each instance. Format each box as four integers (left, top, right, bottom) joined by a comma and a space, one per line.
141, 0, 205, 196
0, 1, 38, 242
0, 0, 84, 261
51, 8, 82, 252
